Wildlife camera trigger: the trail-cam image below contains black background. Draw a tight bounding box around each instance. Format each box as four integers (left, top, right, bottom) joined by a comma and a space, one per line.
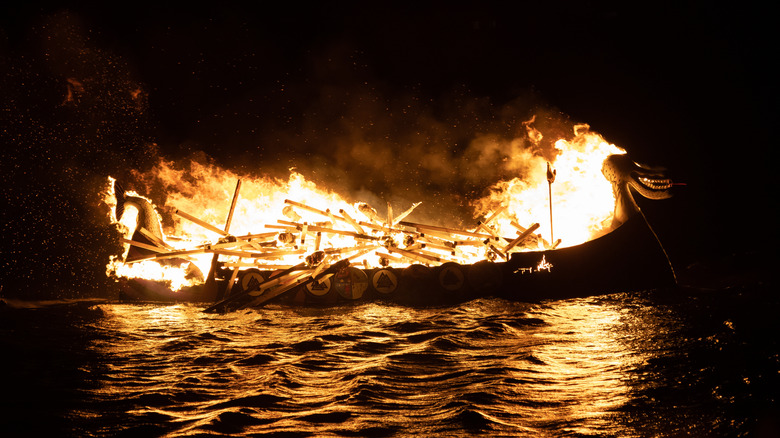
1, 2, 776, 298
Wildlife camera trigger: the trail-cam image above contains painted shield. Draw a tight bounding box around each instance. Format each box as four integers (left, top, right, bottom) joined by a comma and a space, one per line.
306, 276, 332, 297
437, 262, 465, 292
334, 266, 369, 300
238, 269, 266, 296
370, 268, 398, 295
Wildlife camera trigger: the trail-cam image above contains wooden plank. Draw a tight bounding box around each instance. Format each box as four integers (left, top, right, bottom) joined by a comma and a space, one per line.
174, 209, 229, 236
283, 199, 333, 219
204, 262, 311, 312
398, 221, 495, 239
137, 227, 170, 249
391, 202, 421, 225
235, 231, 279, 241
154, 248, 208, 260
511, 220, 550, 248
386, 246, 443, 265
276, 220, 379, 241
339, 208, 365, 234
211, 248, 306, 259
121, 238, 166, 253
504, 223, 541, 253
224, 179, 241, 233
264, 224, 298, 231
358, 221, 409, 234
482, 205, 507, 225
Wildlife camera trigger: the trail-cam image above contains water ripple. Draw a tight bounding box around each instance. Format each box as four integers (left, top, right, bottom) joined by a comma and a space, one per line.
3, 288, 774, 437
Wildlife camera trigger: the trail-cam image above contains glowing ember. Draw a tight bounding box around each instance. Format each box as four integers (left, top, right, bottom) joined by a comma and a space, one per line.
537, 255, 553, 272
103, 123, 624, 291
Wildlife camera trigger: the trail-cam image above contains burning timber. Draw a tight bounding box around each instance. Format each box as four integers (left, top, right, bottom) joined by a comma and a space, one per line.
111, 153, 677, 312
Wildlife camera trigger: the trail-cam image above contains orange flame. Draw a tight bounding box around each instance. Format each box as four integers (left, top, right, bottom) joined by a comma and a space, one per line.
473, 124, 624, 247
104, 123, 624, 290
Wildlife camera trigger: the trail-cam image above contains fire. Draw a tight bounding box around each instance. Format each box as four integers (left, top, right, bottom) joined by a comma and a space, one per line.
474, 124, 624, 247
103, 123, 624, 291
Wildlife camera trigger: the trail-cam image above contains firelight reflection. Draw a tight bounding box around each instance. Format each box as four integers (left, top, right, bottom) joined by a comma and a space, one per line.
81, 297, 662, 436
515, 299, 643, 435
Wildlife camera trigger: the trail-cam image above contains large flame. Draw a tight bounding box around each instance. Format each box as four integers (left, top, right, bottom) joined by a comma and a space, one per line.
104, 123, 624, 291
475, 124, 625, 247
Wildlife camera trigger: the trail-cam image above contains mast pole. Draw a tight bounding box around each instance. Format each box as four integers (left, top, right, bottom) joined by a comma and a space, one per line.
546, 162, 556, 245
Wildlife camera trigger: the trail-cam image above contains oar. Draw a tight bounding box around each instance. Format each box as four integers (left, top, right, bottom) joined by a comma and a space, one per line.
203, 261, 309, 313
206, 244, 372, 313
235, 259, 350, 310
202, 179, 242, 301
224, 246, 373, 311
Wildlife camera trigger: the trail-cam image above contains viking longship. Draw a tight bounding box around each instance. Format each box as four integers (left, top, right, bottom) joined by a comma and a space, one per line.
111, 153, 676, 313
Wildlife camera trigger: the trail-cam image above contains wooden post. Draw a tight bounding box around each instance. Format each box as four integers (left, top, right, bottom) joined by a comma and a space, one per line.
204, 178, 242, 302
339, 209, 365, 234
386, 246, 444, 265
325, 209, 339, 227
225, 179, 241, 233
547, 162, 556, 244
358, 203, 382, 223
300, 223, 308, 245
225, 267, 240, 297
137, 227, 171, 250
386, 201, 393, 227
175, 209, 229, 236
503, 223, 541, 253
321, 243, 379, 256
398, 221, 498, 240
284, 199, 332, 219
276, 220, 379, 241
483, 205, 506, 225
211, 248, 307, 259
358, 221, 407, 234
392, 202, 421, 225
121, 238, 166, 253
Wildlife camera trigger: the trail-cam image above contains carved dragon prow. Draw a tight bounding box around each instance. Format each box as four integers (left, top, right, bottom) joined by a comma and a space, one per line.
602, 153, 674, 229
602, 153, 677, 284
113, 180, 205, 282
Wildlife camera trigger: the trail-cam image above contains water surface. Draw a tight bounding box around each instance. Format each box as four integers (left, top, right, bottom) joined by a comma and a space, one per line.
1, 286, 777, 437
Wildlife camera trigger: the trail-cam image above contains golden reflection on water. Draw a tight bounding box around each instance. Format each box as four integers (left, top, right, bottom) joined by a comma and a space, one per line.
82, 298, 658, 436
518, 298, 643, 434
102, 303, 196, 329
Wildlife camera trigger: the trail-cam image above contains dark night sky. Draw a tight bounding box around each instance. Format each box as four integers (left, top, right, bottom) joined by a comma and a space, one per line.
1, 2, 777, 297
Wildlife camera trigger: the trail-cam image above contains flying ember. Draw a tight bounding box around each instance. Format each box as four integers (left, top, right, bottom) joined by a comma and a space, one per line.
103, 123, 625, 295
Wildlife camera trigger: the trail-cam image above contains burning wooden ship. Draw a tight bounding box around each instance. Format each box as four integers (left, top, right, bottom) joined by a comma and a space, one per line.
109, 150, 676, 312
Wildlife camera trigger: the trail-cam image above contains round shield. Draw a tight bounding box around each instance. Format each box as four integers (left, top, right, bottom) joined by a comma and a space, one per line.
334, 267, 369, 300
306, 276, 332, 297
370, 268, 398, 295
238, 268, 266, 293
437, 262, 465, 292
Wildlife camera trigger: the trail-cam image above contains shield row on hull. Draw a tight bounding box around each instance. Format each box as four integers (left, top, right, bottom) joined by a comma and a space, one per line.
118, 214, 676, 308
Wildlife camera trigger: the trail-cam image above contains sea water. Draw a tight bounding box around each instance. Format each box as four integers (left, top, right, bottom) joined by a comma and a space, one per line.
1, 285, 777, 437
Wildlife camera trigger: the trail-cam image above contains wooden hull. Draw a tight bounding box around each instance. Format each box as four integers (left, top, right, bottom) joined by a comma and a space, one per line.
118, 213, 675, 307
500, 212, 675, 301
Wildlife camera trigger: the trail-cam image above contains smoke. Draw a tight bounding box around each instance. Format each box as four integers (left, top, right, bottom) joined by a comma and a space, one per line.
216, 45, 578, 227
1, 9, 581, 299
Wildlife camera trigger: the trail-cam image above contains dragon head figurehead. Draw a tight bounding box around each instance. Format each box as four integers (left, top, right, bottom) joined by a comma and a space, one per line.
602, 154, 673, 229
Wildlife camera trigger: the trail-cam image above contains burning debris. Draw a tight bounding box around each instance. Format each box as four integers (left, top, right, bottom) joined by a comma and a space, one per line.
104, 125, 628, 305
114, 184, 548, 288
